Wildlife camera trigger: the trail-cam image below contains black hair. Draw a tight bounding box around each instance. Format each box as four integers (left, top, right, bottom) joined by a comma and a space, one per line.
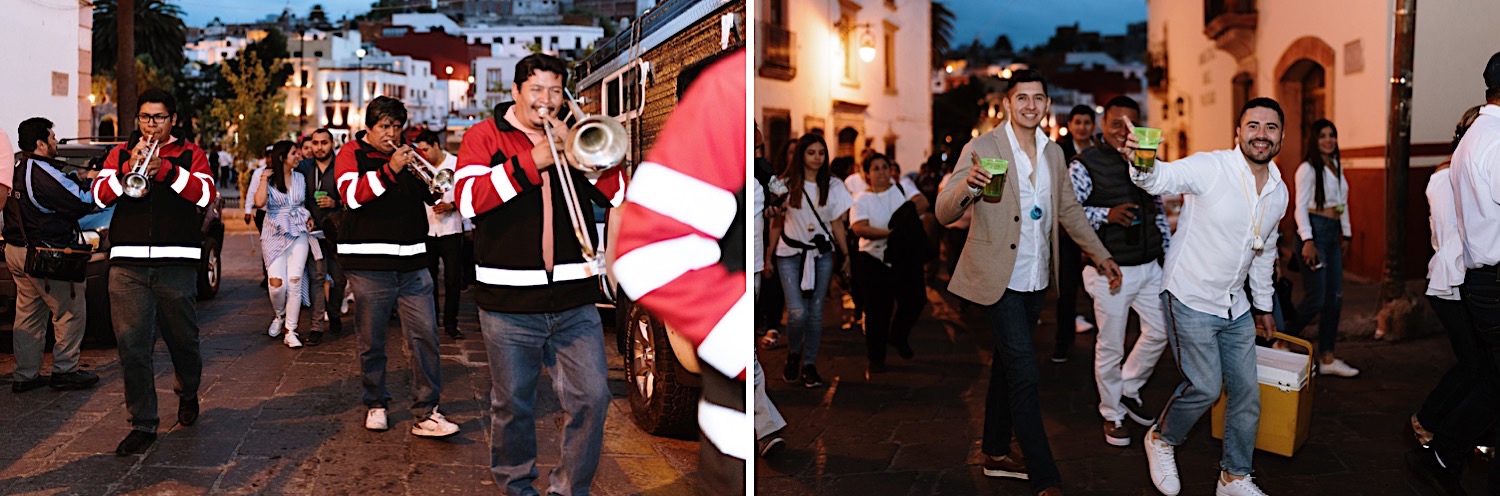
1487, 85, 1500, 103
513, 53, 568, 86
1068, 105, 1094, 120
1005, 69, 1049, 97
17, 117, 53, 154
1237, 97, 1284, 127
1302, 119, 1340, 209
364, 96, 408, 128
413, 129, 441, 146
1103, 96, 1141, 115
310, 128, 334, 140
783, 133, 831, 209
1453, 105, 1484, 151
137, 88, 177, 116
267, 140, 296, 194
860, 152, 891, 176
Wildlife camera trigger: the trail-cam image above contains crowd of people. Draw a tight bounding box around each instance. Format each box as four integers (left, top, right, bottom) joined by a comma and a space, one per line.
754, 54, 1500, 496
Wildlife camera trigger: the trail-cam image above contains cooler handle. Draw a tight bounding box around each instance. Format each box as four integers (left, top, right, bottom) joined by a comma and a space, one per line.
1272, 331, 1315, 375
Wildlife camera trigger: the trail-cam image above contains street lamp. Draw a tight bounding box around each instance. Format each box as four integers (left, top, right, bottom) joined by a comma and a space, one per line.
834, 19, 876, 64
356, 48, 367, 129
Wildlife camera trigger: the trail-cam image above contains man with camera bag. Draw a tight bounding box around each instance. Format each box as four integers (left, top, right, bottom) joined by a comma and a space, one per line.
5, 117, 100, 394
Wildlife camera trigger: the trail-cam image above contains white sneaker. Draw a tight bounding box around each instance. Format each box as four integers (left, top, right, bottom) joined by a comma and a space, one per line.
1319, 358, 1359, 378
283, 331, 303, 349
365, 408, 388, 431
412, 409, 460, 437
1144, 425, 1181, 495
1075, 316, 1096, 334
1216, 474, 1269, 496
341, 293, 355, 314
267, 317, 284, 338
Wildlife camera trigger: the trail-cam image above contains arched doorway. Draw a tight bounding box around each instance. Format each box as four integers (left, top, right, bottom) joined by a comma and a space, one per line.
98, 117, 116, 139
1274, 37, 1336, 178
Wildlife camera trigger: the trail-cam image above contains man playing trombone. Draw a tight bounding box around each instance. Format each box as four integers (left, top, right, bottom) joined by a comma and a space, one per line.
455, 53, 626, 496
334, 95, 460, 439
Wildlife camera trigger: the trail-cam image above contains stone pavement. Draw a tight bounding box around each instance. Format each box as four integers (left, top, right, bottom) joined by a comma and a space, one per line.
754, 273, 1493, 495
0, 232, 701, 495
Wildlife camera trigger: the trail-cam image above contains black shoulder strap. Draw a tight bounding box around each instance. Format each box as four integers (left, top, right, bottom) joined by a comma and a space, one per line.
801, 188, 834, 239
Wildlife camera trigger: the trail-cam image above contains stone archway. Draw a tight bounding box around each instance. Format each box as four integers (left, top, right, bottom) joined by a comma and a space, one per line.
1274, 36, 1336, 177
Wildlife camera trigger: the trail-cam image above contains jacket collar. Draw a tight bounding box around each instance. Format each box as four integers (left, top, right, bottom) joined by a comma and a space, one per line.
493, 102, 519, 131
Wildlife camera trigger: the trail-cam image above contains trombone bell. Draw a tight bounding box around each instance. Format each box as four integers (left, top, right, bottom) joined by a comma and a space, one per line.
564, 115, 628, 173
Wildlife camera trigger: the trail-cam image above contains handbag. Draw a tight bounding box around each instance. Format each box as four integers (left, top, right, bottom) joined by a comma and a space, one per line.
884, 183, 936, 266
13, 159, 91, 283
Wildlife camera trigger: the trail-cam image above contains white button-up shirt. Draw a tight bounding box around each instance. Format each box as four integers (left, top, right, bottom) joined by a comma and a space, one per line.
1451, 104, 1500, 269
1426, 167, 1465, 300
1293, 160, 1352, 241
1131, 147, 1288, 318
1004, 121, 1053, 292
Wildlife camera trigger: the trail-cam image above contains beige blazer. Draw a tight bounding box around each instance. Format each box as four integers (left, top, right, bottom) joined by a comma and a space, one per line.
935, 126, 1113, 306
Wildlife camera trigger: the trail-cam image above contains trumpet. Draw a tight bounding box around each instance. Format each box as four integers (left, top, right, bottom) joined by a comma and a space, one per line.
122, 137, 161, 198
386, 140, 455, 194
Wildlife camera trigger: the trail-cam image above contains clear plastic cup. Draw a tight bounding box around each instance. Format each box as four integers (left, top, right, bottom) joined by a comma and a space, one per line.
1133, 127, 1163, 170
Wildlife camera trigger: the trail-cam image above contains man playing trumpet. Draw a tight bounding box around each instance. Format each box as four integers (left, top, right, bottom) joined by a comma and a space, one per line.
334, 95, 459, 439
455, 53, 626, 495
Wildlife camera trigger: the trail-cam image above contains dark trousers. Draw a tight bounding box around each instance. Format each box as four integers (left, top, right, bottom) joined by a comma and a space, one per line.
757, 271, 787, 332
1418, 295, 1484, 428
944, 227, 969, 277
854, 252, 926, 365
1430, 266, 1500, 470
111, 264, 201, 433
426, 233, 466, 331
254, 210, 267, 281
698, 366, 746, 495
980, 289, 1061, 492
1288, 214, 1344, 354
1055, 232, 1083, 354
321, 238, 346, 321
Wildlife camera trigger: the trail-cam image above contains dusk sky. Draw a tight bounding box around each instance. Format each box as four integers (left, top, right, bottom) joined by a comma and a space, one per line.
175, 0, 375, 27
942, 0, 1145, 50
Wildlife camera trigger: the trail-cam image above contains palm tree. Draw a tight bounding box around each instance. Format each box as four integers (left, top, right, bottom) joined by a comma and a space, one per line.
931, 1, 956, 68
93, 0, 188, 77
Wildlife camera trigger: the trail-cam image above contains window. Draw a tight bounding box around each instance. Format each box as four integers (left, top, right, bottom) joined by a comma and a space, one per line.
300, 97, 308, 116
339, 81, 351, 101
314, 50, 323, 57
324, 106, 333, 121
488, 68, 504, 87
293, 51, 302, 57
301, 70, 310, 88
606, 78, 621, 116
325, 81, 335, 101
550, 36, 559, 48
575, 37, 581, 49
510, 37, 516, 44
535, 36, 542, 46
768, 0, 787, 26
883, 24, 897, 93
493, 37, 501, 43
367, 82, 377, 100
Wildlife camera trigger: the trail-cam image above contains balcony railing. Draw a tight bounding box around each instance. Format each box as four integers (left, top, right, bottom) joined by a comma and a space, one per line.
758, 22, 795, 81
1203, 0, 1256, 61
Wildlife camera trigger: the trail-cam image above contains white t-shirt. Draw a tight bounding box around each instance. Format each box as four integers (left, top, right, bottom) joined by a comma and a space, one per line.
426, 153, 472, 237
852, 179, 920, 263
753, 180, 765, 273
844, 173, 868, 197
770, 177, 853, 257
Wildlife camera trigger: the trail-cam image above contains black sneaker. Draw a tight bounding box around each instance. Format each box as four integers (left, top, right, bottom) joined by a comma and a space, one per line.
1405, 446, 1466, 496
801, 365, 824, 388
783, 354, 801, 382
446, 327, 464, 340
305, 331, 324, 346
1121, 395, 1157, 426
329, 318, 343, 334
115, 430, 157, 456
49, 370, 100, 390
12, 376, 49, 393
178, 396, 200, 426
892, 341, 915, 360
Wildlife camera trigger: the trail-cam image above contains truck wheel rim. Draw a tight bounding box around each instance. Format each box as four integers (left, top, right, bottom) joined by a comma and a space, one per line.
631, 313, 655, 400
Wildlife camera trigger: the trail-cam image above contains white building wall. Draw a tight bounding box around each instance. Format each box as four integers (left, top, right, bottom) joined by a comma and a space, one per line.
0, 0, 90, 139
462, 25, 605, 55
1410, 0, 1500, 153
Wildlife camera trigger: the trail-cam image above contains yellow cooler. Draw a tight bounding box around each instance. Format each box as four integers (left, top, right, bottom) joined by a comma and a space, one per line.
1210, 332, 1314, 457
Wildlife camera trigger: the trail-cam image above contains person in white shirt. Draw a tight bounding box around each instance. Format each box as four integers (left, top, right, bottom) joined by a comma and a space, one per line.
1126, 98, 1287, 496
850, 152, 929, 375
751, 125, 787, 458
1288, 119, 1359, 377
244, 154, 269, 288
413, 130, 468, 340
1408, 53, 1500, 495
766, 133, 853, 389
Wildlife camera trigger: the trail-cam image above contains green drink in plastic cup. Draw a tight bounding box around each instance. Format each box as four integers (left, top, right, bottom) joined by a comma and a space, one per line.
314, 191, 328, 200
1133, 127, 1163, 170
980, 158, 1008, 199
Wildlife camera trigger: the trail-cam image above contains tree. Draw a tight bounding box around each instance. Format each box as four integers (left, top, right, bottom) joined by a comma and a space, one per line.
92, 0, 188, 77
308, 4, 330, 28
208, 50, 287, 191
991, 35, 1014, 57
931, 1, 956, 68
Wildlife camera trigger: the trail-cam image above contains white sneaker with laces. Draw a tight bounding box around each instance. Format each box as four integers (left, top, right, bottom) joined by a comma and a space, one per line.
267, 317, 284, 338
1075, 316, 1096, 334
1216, 474, 1269, 496
412, 409, 460, 437
1319, 358, 1359, 378
365, 408, 388, 431
283, 331, 303, 349
341, 293, 355, 314
1144, 425, 1181, 496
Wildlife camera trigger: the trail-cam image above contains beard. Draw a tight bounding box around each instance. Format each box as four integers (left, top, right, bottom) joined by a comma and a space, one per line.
315, 150, 333, 161
1241, 138, 1280, 165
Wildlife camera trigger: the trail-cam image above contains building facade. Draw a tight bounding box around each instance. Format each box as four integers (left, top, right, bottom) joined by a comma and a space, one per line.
1, 0, 92, 140
755, 0, 932, 176
1148, 0, 1500, 278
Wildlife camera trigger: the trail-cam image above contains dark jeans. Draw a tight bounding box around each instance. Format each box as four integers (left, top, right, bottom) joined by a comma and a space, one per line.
1055, 231, 1083, 354
853, 252, 926, 365
1288, 214, 1343, 354
426, 233, 467, 330
321, 238, 346, 321
980, 289, 1061, 492
111, 264, 201, 433
944, 227, 968, 277
1417, 295, 1483, 429
346, 269, 443, 417
1430, 266, 1500, 467
757, 270, 786, 333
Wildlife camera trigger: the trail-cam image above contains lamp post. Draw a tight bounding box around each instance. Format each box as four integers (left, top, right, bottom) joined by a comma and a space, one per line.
356, 48, 367, 129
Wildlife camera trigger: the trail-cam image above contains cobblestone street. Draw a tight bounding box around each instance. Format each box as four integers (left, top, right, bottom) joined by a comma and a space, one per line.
0, 230, 701, 495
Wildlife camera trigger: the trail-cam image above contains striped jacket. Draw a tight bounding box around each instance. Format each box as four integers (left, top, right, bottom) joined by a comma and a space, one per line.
93, 133, 218, 266
334, 133, 436, 272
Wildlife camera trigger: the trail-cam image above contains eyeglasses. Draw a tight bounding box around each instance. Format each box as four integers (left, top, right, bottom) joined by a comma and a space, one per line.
137, 113, 172, 124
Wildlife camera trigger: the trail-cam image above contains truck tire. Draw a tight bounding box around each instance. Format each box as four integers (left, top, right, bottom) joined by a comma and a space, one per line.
620, 298, 700, 439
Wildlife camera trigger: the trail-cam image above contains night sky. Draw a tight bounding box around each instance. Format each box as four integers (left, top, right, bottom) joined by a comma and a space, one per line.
940, 0, 1145, 51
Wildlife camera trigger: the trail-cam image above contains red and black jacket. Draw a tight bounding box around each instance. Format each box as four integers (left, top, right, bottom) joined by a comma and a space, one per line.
454, 102, 626, 313
92, 132, 218, 266
334, 132, 438, 273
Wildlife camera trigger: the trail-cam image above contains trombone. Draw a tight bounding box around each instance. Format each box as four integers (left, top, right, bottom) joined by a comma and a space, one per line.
122, 137, 161, 198
386, 140, 455, 194
538, 91, 629, 294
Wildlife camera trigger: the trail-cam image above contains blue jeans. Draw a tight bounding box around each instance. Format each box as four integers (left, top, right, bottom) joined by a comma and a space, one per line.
111, 265, 201, 433
346, 269, 443, 417
980, 289, 1061, 493
479, 305, 610, 496
1158, 291, 1260, 476
1288, 214, 1343, 353
775, 252, 833, 366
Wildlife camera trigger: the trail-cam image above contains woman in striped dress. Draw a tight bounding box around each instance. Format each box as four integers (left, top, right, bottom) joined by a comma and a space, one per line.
255, 140, 315, 348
